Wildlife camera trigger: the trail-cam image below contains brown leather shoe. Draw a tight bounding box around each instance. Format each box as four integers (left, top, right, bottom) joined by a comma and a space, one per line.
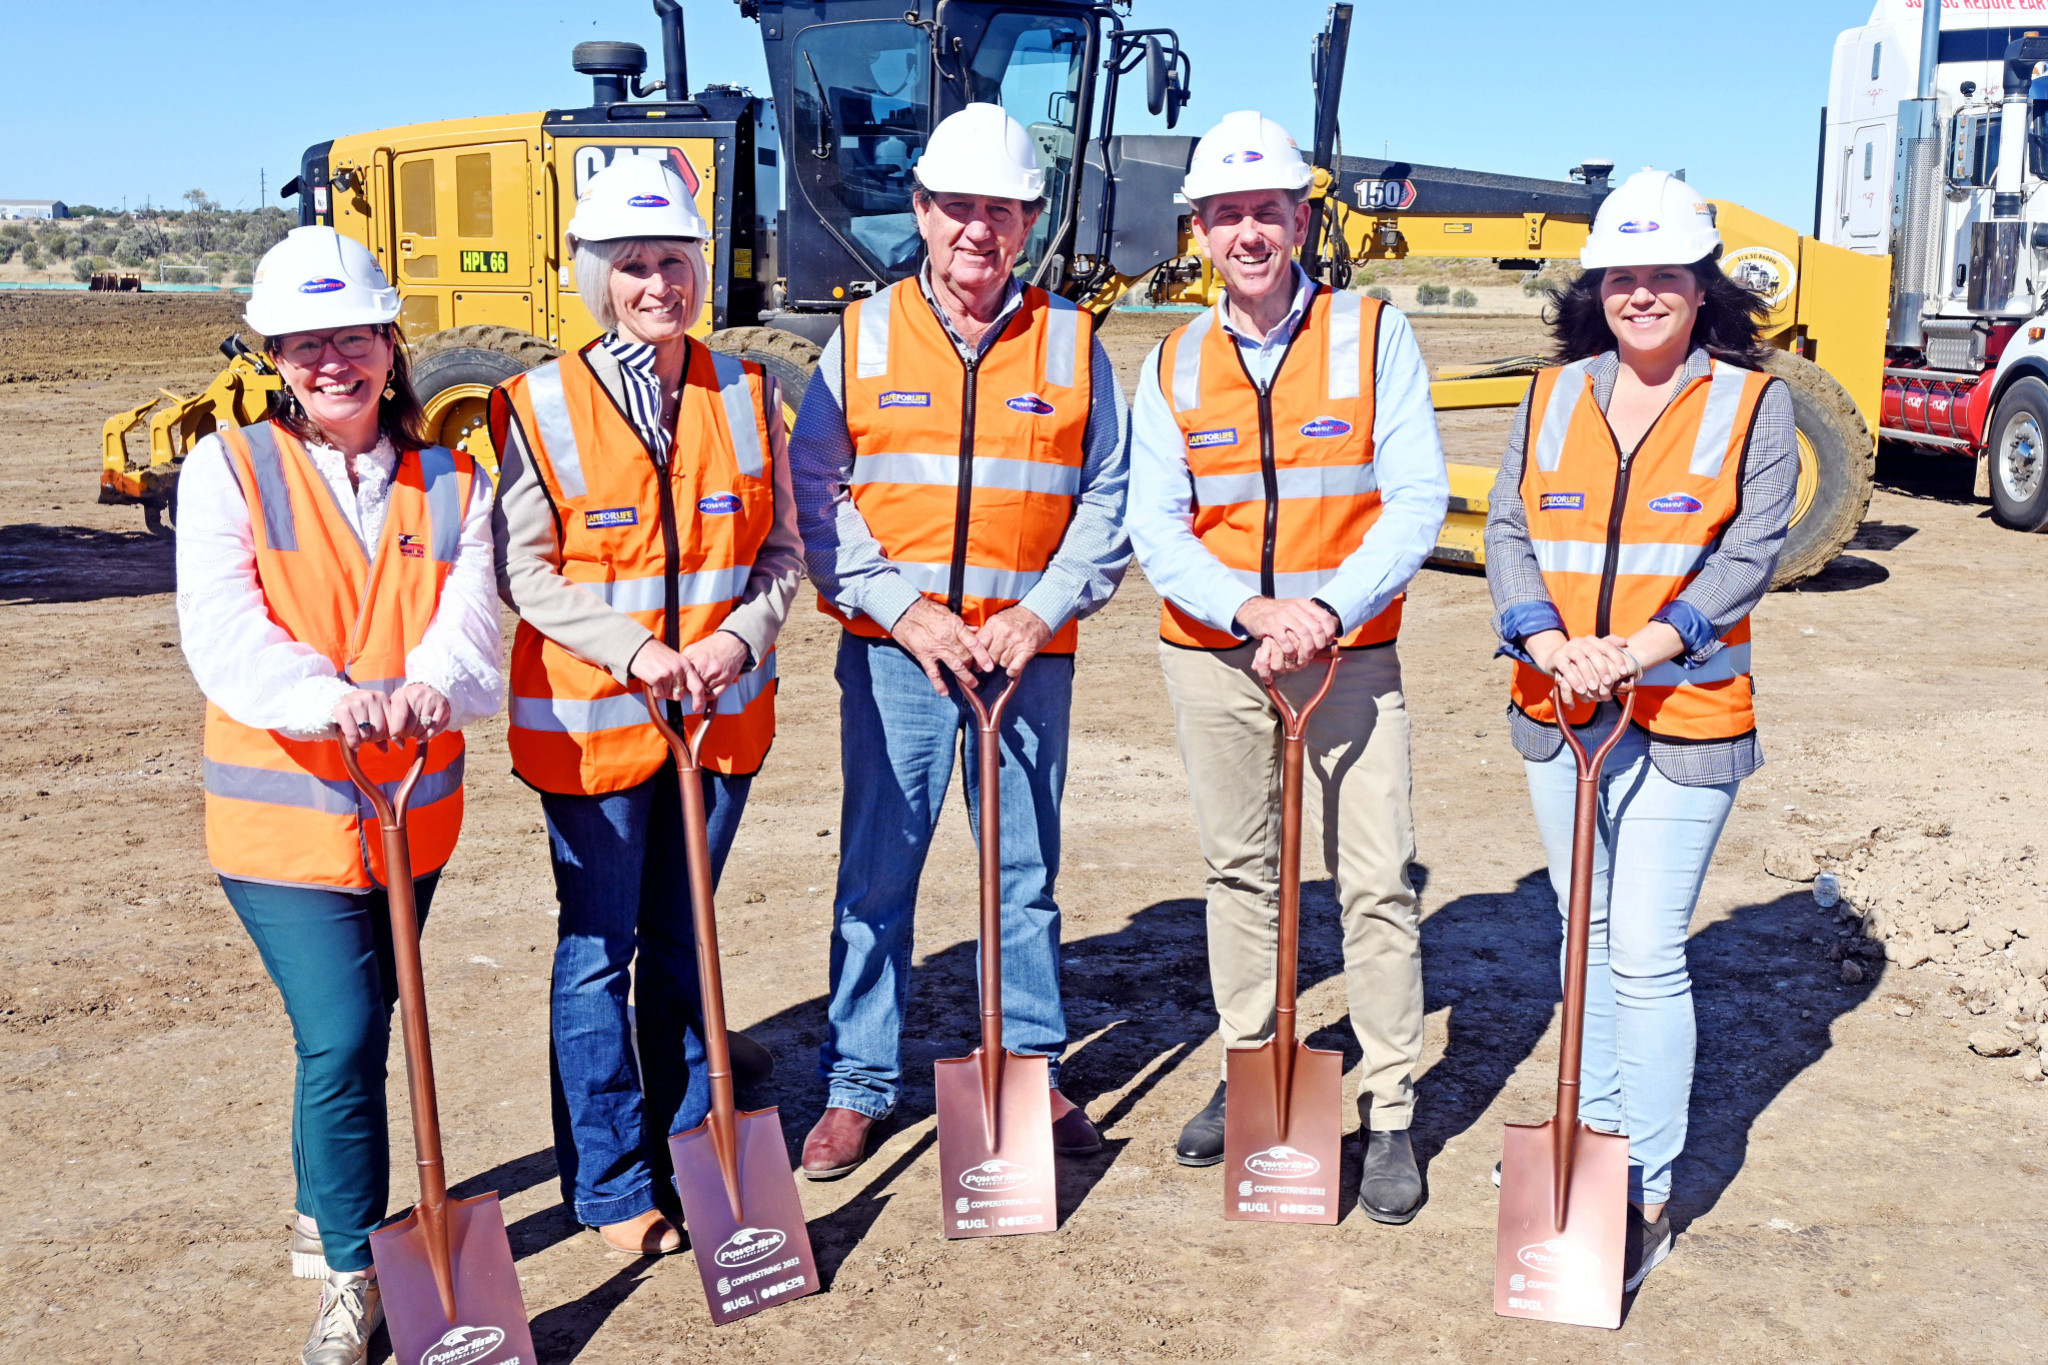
1049, 1089, 1102, 1155
597, 1208, 682, 1257
801, 1106, 878, 1180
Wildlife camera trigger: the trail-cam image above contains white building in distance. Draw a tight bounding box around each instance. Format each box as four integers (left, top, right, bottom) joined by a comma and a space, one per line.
0, 201, 70, 220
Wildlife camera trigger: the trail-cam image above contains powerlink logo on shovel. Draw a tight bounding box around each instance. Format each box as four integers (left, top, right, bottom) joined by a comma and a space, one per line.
339, 741, 534, 1365
1493, 679, 1633, 1330
934, 673, 1058, 1240
1224, 655, 1344, 1225
646, 694, 821, 1325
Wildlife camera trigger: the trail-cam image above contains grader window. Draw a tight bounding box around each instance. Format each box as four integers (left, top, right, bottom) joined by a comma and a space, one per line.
789, 21, 932, 276
456, 153, 493, 237
963, 13, 1090, 278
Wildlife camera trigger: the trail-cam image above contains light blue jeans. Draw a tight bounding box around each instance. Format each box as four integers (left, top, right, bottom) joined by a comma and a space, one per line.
1523, 721, 1737, 1207
820, 634, 1073, 1118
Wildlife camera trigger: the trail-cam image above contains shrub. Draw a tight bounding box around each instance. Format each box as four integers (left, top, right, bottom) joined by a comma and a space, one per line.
0, 241, 13, 265
234, 264, 254, 284
1365, 285, 1391, 301
1521, 272, 1549, 296
1452, 288, 1478, 308
72, 257, 97, 283
1416, 282, 1451, 306
0, 223, 28, 244
18, 242, 41, 269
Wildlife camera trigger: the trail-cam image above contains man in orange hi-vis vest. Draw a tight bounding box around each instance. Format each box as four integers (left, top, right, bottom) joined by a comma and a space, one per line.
1128, 113, 1449, 1224
789, 104, 1132, 1179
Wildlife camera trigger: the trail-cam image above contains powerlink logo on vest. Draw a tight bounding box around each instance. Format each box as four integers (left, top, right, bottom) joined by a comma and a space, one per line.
879, 391, 931, 408
1298, 416, 1352, 439
1006, 394, 1056, 416
1187, 428, 1238, 449
1647, 492, 1704, 514
697, 493, 742, 515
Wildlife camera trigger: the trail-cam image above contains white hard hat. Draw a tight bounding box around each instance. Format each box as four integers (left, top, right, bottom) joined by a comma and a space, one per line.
913, 103, 1046, 202
1579, 168, 1720, 269
1181, 111, 1314, 203
566, 156, 711, 243
244, 226, 400, 337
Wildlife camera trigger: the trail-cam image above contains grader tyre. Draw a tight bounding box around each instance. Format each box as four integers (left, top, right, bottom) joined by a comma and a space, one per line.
1759, 348, 1874, 589
409, 325, 562, 473
707, 326, 824, 423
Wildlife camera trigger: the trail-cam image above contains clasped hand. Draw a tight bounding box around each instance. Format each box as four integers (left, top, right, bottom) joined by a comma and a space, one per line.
630, 631, 751, 714
890, 598, 1052, 696
330, 682, 451, 746
1527, 630, 1639, 707
1234, 596, 1342, 683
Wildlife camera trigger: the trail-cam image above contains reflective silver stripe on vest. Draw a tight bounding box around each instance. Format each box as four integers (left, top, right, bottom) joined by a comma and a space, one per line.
1192, 462, 1379, 507
889, 560, 1044, 601
574, 564, 755, 615
524, 362, 587, 500
1171, 308, 1216, 412
1688, 361, 1750, 479
1227, 566, 1335, 599
344, 676, 406, 696
1044, 293, 1080, 389
1327, 290, 1363, 402
855, 288, 894, 379
1529, 538, 1710, 579
711, 351, 767, 479
510, 651, 779, 732
1532, 359, 1594, 473
204, 751, 465, 816
850, 451, 1082, 497
417, 444, 462, 563
1640, 641, 1751, 687
239, 423, 299, 553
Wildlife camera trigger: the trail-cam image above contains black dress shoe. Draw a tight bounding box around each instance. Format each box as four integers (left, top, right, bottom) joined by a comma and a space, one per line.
726, 1030, 775, 1087
1175, 1082, 1228, 1167
1358, 1128, 1423, 1224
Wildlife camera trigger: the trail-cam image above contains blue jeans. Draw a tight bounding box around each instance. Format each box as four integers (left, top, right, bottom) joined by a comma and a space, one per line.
821, 633, 1073, 1118
1523, 721, 1737, 1207
222, 872, 439, 1273
540, 762, 752, 1227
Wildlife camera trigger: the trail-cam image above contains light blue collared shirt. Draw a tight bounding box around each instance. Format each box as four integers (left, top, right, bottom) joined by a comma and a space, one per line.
1127, 267, 1449, 637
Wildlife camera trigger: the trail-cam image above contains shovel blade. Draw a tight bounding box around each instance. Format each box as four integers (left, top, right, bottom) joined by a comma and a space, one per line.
669, 1105, 820, 1325
933, 1048, 1056, 1239
1494, 1119, 1629, 1328
1222, 1041, 1343, 1224
370, 1192, 534, 1365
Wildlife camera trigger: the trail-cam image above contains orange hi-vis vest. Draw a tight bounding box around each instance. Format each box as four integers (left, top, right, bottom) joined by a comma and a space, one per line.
202, 422, 471, 890
492, 338, 778, 793
1155, 287, 1401, 650
824, 277, 1093, 653
1511, 357, 1778, 740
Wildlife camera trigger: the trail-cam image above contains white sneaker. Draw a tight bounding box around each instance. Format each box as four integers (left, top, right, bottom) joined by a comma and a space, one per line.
290, 1212, 327, 1280
301, 1271, 382, 1365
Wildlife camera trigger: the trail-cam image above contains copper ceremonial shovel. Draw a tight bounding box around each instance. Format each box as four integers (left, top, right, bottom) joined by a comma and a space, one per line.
1494, 679, 1637, 1329
643, 692, 820, 1324
934, 672, 1058, 1240
338, 740, 534, 1365
1224, 653, 1346, 1224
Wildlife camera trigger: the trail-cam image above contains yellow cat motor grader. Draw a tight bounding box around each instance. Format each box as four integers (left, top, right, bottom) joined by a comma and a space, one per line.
101, 1, 1884, 585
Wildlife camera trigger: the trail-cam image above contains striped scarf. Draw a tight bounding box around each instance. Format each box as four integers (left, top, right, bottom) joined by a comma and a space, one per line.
602, 335, 670, 460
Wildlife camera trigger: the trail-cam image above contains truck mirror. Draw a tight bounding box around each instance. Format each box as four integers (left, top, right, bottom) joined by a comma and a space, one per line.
1166, 81, 1186, 130
1146, 37, 1169, 117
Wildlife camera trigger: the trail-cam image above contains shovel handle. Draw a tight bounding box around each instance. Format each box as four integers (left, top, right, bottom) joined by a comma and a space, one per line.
338, 737, 456, 1321
645, 688, 746, 1221
1261, 651, 1341, 742
955, 671, 1022, 1147
1552, 675, 1637, 781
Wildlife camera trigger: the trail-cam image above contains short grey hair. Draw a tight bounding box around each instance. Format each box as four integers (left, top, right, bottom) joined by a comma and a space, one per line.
571, 235, 709, 335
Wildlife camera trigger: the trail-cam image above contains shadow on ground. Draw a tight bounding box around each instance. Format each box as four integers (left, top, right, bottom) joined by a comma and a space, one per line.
0, 523, 173, 604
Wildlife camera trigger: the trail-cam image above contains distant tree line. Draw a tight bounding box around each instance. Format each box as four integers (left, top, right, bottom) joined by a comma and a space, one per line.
1, 190, 293, 284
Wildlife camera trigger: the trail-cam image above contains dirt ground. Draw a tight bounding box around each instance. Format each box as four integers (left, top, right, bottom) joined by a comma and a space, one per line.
2, 293, 2043, 1364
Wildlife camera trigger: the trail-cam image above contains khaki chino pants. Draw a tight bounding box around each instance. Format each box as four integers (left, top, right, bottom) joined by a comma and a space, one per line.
1158, 641, 1423, 1130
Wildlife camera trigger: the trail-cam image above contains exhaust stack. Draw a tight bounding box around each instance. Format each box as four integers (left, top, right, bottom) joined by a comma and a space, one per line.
1888, 0, 1943, 346
655, 0, 690, 104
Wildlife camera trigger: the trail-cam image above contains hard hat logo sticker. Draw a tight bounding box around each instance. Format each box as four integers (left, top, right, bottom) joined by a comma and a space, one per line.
1616, 220, 1660, 234
298, 278, 348, 294
1221, 150, 1266, 164
627, 194, 673, 208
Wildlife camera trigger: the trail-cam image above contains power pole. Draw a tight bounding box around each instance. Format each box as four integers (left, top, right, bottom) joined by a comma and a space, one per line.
260, 168, 265, 204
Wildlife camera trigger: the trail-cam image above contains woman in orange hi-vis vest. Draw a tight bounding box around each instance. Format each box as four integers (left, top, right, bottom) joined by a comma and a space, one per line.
174, 228, 501, 1365
1484, 171, 1798, 1294
489, 158, 801, 1258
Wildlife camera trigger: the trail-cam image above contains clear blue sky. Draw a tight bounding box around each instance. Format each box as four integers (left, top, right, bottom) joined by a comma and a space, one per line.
4, 1, 1863, 230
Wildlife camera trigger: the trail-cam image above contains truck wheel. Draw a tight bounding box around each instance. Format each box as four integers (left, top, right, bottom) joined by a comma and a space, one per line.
409, 326, 562, 476
1987, 375, 2048, 531
707, 327, 823, 429
1759, 349, 1875, 588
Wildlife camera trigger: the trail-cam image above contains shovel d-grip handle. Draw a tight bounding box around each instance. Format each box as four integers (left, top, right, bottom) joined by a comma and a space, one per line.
1546, 676, 1636, 1231
1258, 652, 1341, 1140
956, 671, 1023, 1149
645, 689, 747, 1221
339, 738, 457, 1321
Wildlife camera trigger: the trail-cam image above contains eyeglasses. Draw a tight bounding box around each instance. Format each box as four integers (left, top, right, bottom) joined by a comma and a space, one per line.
273, 328, 386, 366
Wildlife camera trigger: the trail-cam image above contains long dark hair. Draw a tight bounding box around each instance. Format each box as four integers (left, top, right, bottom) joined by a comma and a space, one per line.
262, 324, 433, 449
1547, 253, 1770, 367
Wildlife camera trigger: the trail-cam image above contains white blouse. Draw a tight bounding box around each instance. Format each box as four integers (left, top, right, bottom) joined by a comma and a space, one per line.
174, 430, 504, 740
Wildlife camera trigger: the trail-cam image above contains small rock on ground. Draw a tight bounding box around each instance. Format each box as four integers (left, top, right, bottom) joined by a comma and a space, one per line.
1968, 1030, 2020, 1057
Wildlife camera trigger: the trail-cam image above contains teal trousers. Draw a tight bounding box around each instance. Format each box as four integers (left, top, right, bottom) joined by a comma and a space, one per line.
221, 873, 438, 1273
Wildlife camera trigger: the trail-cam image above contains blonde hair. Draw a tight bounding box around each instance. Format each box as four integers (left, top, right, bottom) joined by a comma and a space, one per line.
571, 236, 708, 336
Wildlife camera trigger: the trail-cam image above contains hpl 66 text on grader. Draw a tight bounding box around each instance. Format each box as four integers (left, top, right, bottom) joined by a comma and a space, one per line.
99, 0, 1886, 585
